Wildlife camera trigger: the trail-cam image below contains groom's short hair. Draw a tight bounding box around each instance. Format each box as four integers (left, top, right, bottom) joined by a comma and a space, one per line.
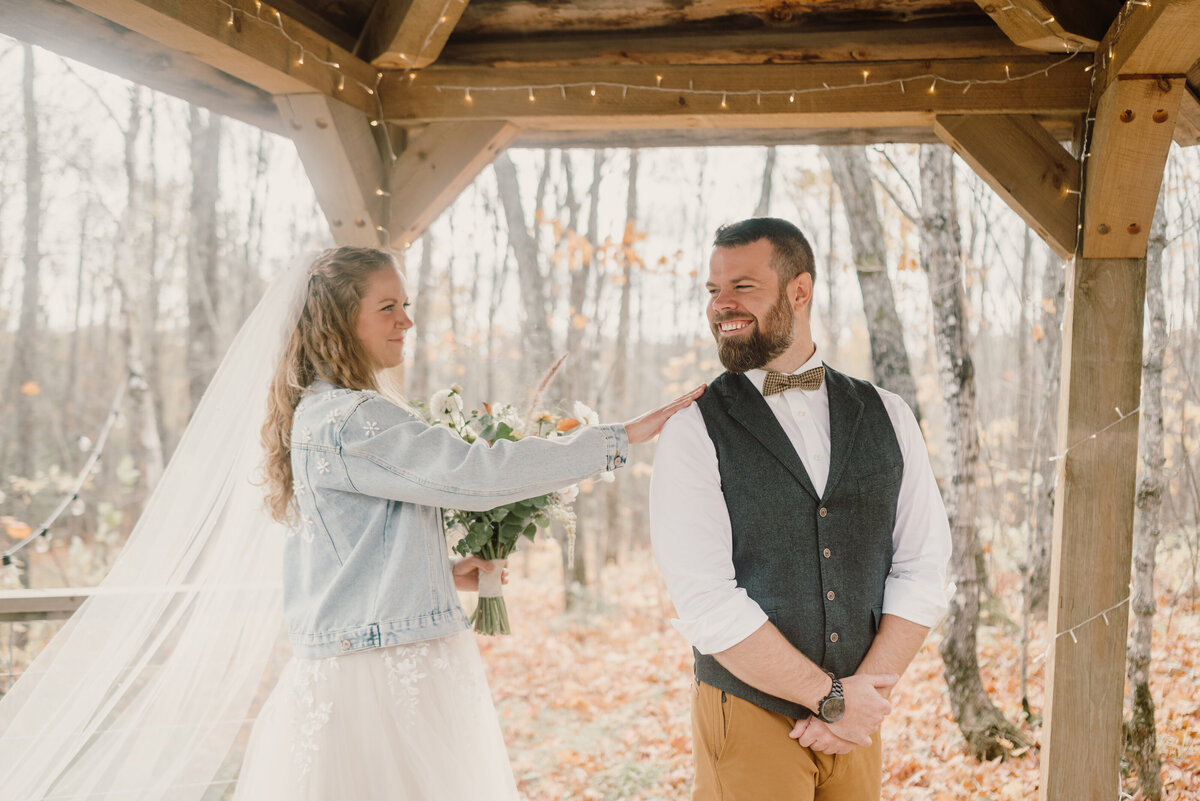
713, 218, 816, 288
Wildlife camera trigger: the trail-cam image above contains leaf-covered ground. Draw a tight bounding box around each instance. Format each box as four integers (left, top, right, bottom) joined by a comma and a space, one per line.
477, 544, 1200, 800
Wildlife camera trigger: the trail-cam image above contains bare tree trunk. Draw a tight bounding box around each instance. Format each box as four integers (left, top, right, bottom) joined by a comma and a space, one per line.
493, 153, 554, 374
822, 146, 921, 421
116, 87, 164, 524
1125, 193, 1168, 801
753, 146, 776, 217
919, 145, 1028, 761
186, 106, 222, 413
13, 43, 43, 481
604, 150, 639, 567
824, 179, 840, 363
408, 232, 436, 400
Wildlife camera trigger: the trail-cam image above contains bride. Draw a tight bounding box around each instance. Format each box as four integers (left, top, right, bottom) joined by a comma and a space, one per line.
0, 246, 702, 801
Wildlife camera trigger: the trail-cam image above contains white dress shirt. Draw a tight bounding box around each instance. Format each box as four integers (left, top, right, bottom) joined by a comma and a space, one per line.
649, 348, 953, 656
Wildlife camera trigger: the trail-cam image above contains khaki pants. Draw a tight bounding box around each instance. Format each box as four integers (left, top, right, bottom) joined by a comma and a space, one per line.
691, 681, 883, 801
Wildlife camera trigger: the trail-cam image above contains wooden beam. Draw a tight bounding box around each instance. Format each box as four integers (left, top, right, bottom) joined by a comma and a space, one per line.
1094, 0, 1200, 93
357, 0, 470, 70
0, 0, 285, 135
389, 120, 519, 248
973, 0, 1108, 52
1082, 76, 1183, 258
68, 0, 380, 115
513, 117, 1081, 149
935, 114, 1079, 258
1038, 255, 1145, 801
437, 21, 1031, 68
277, 94, 388, 247
1176, 83, 1200, 146
381, 58, 1092, 127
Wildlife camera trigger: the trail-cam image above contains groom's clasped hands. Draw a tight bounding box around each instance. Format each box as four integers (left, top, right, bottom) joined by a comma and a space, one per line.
789, 673, 898, 755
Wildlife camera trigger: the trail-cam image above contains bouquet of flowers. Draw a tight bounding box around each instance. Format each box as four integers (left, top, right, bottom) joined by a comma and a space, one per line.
419, 383, 600, 635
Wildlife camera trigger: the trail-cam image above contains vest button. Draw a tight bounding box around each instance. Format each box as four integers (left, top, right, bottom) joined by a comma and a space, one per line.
819, 507, 828, 518
340, 639, 352, 650
823, 548, 831, 558
826, 590, 835, 601
830, 632, 839, 643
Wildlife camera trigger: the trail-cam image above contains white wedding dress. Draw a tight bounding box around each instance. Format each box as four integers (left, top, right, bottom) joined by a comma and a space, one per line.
233, 629, 519, 800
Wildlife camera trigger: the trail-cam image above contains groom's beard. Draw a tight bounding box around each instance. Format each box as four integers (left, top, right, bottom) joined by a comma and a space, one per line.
712, 289, 795, 373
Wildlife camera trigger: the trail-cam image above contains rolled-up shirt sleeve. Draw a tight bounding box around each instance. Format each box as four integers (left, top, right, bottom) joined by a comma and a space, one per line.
649, 405, 768, 655
880, 392, 954, 627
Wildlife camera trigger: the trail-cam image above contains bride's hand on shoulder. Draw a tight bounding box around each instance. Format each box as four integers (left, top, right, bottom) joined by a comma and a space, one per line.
452, 556, 508, 592
623, 384, 706, 445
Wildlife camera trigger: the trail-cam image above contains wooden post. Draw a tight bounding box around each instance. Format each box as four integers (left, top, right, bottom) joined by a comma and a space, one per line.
1039, 255, 1145, 800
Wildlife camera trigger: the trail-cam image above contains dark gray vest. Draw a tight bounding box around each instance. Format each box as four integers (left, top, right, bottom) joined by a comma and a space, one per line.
693, 366, 903, 719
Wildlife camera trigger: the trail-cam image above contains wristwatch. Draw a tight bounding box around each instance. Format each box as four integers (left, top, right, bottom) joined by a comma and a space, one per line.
817, 676, 845, 723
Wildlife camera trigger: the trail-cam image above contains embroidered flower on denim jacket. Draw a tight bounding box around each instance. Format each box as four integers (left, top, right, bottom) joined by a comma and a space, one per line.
316, 457, 331, 475
362, 420, 380, 437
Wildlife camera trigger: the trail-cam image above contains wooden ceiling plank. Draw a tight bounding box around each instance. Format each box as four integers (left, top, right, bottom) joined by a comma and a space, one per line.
381, 58, 1092, 125
357, 0, 470, 69
1096, 0, 1200, 91
1083, 78, 1183, 259
0, 0, 285, 134
437, 21, 1031, 68
277, 93, 387, 247
973, 0, 1099, 52
69, 0, 379, 115
935, 114, 1079, 258
388, 120, 519, 248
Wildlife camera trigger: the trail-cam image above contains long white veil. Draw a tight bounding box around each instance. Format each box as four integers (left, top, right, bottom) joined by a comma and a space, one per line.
0, 258, 312, 800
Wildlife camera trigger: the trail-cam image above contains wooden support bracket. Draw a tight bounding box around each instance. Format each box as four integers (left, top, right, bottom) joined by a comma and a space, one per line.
388, 120, 519, 248
973, 0, 1101, 52
277, 94, 388, 247
934, 114, 1079, 258
1082, 76, 1183, 258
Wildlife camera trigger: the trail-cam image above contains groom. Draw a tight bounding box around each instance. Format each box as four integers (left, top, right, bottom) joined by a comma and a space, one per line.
650, 218, 951, 799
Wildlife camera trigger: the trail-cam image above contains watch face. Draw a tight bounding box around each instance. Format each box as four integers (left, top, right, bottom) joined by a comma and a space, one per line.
820, 697, 845, 722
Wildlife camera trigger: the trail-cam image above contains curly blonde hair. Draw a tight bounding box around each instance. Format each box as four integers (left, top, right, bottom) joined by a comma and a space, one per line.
261, 246, 400, 523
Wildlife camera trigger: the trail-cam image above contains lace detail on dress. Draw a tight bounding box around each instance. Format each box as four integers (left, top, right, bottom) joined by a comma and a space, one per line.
286, 657, 340, 788
381, 642, 431, 720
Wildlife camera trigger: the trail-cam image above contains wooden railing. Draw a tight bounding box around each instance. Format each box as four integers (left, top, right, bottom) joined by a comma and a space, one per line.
0, 588, 91, 622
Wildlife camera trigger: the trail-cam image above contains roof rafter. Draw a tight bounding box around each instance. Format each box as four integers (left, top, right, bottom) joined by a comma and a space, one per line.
0, 0, 285, 134
68, 0, 380, 115
357, 0, 470, 69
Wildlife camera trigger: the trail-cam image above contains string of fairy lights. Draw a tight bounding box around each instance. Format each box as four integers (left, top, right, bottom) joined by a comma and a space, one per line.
0, 0, 1172, 677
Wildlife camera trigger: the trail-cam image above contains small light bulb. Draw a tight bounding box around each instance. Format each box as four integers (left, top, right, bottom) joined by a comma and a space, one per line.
720, 93, 727, 109
789, 92, 795, 103
227, 8, 236, 26
464, 88, 472, 102
655, 74, 663, 87
528, 87, 535, 102
297, 51, 304, 66
862, 70, 869, 82
590, 85, 597, 97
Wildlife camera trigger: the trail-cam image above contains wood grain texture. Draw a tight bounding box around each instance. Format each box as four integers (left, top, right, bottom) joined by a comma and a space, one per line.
388, 120, 519, 247
0, 0, 285, 134
934, 114, 1079, 257
380, 58, 1092, 126
1083, 77, 1182, 258
357, 0, 470, 69
1039, 254, 1146, 801
70, 0, 380, 114
277, 93, 388, 246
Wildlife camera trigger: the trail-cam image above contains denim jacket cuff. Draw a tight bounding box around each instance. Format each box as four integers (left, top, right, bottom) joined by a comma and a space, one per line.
601, 424, 629, 471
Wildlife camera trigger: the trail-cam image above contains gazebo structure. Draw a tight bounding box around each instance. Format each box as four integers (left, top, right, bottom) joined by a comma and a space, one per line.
1, 1, 1198, 798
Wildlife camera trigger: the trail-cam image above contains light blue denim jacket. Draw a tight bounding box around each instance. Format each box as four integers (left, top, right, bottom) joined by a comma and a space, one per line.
285, 379, 629, 658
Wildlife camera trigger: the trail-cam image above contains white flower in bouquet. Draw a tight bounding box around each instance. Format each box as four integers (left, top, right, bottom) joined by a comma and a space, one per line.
557, 484, 580, 505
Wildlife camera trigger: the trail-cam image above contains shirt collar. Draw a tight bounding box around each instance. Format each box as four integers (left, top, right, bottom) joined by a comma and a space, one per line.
745, 345, 823, 395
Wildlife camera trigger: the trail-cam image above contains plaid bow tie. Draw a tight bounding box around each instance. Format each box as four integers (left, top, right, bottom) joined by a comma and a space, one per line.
762, 366, 825, 396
